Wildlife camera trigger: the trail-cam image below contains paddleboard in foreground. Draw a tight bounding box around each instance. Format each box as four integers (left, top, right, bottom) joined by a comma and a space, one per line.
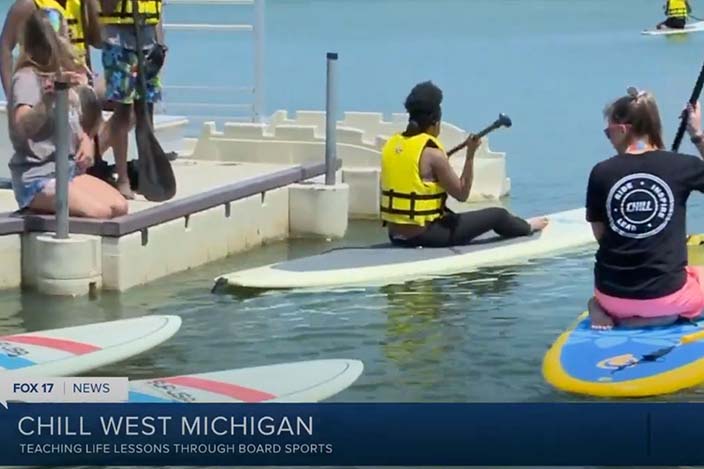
642, 21, 704, 35
128, 359, 364, 403
0, 315, 182, 376
543, 312, 704, 397
215, 208, 594, 290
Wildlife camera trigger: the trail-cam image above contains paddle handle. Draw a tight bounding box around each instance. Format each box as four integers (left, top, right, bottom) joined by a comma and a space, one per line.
681, 328, 704, 344
673, 60, 704, 151
447, 121, 503, 157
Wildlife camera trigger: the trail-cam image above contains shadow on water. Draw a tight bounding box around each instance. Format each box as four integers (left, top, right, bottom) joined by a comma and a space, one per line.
379, 266, 524, 366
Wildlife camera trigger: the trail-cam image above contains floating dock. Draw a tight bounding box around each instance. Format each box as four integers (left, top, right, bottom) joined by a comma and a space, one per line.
0, 108, 521, 295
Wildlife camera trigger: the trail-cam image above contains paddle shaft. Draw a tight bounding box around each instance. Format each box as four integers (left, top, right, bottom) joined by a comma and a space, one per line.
131, 0, 150, 123
447, 121, 504, 157
672, 59, 704, 151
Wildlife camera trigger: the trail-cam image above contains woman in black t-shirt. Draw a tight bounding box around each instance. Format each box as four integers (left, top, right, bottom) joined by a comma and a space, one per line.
586, 87, 704, 330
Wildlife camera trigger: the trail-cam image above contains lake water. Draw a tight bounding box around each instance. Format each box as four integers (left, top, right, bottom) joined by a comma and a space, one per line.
2, 0, 704, 467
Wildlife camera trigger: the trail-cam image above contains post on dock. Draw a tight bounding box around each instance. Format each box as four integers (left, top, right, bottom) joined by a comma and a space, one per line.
54, 79, 70, 239
253, 0, 266, 122
30, 78, 102, 296
324, 52, 338, 186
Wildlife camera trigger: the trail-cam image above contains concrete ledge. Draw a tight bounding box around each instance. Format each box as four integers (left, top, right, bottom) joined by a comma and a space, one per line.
101, 188, 290, 291
290, 183, 349, 239
17, 160, 340, 237
0, 234, 21, 289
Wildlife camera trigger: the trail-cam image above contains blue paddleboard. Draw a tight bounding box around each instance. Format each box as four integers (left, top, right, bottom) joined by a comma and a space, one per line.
543, 312, 704, 397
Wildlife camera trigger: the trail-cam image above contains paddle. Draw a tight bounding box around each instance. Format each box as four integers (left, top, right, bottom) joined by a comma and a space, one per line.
130, 0, 176, 202
672, 58, 704, 151
446, 113, 512, 157
611, 327, 704, 373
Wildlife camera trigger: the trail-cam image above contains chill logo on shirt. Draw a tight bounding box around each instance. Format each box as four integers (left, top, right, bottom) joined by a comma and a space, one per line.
606, 173, 674, 239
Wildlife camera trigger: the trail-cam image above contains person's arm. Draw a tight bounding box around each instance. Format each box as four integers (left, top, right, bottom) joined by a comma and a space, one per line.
0, 0, 34, 98
427, 135, 481, 202
586, 165, 606, 242
13, 91, 54, 141
156, 11, 165, 45
686, 101, 704, 159
83, 0, 103, 48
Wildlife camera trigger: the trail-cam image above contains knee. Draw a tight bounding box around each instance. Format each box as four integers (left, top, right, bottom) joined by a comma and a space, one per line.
484, 207, 510, 220
82, 205, 113, 219
111, 197, 129, 217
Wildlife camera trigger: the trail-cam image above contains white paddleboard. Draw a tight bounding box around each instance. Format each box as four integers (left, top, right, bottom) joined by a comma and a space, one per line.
215, 208, 594, 290
642, 20, 704, 35
0, 316, 182, 376
128, 359, 364, 403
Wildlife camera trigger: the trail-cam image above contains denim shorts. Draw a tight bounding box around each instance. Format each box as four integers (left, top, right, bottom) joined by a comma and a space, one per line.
13, 161, 77, 209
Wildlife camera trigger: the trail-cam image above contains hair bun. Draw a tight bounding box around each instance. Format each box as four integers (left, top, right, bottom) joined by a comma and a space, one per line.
627, 86, 647, 100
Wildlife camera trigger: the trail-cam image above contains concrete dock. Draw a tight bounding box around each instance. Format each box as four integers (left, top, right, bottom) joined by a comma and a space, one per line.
0, 109, 510, 295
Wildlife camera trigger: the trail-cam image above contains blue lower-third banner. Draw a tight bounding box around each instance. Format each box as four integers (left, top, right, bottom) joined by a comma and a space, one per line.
0, 402, 703, 465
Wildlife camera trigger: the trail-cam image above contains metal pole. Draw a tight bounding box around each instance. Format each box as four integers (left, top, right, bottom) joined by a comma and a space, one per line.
253, 0, 265, 122
324, 52, 337, 186
53, 80, 70, 239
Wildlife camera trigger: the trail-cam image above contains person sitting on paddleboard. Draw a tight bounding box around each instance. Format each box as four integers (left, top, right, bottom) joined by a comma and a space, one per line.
586, 87, 704, 330
380, 81, 548, 248
657, 0, 691, 29
8, 11, 127, 218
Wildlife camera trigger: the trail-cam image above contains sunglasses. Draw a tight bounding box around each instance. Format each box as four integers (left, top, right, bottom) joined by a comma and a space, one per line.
603, 123, 631, 139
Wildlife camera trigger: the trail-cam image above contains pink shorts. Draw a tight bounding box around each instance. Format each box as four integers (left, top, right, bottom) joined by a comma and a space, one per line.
595, 266, 704, 319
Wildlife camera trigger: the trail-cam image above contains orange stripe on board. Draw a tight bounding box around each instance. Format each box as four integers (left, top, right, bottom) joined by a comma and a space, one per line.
163, 376, 276, 402
2, 335, 101, 355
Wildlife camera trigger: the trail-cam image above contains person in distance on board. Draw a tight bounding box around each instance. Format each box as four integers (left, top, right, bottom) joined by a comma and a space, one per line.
656, 0, 691, 30
586, 87, 704, 330
379, 81, 549, 248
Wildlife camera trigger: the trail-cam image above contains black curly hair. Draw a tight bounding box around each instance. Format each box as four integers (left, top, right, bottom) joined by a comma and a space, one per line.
403, 81, 443, 137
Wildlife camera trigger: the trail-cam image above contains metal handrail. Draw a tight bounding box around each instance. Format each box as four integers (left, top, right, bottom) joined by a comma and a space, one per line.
161, 0, 264, 123
164, 23, 253, 31
165, 0, 253, 4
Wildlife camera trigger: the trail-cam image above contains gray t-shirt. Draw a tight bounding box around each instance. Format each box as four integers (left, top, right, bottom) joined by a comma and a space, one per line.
8, 68, 82, 188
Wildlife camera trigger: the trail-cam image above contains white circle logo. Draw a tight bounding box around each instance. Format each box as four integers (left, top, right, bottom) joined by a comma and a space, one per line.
605, 173, 674, 239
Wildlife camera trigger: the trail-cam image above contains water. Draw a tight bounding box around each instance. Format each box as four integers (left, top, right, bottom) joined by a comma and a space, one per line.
4, 0, 704, 466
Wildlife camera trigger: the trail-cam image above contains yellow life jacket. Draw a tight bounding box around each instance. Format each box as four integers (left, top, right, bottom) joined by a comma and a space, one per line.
33, 0, 86, 54
64, 0, 87, 53
99, 0, 161, 26
380, 132, 448, 226
667, 0, 689, 18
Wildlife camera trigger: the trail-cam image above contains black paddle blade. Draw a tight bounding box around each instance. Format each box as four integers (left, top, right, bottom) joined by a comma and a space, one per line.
641, 345, 676, 362
134, 107, 177, 202
497, 113, 512, 128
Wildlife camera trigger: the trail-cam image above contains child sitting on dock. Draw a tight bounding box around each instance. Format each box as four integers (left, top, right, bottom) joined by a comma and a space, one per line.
7, 10, 127, 219
657, 0, 691, 30
586, 87, 704, 330
380, 81, 548, 248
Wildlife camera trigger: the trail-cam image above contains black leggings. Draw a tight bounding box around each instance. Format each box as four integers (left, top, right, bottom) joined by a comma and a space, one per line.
390, 207, 532, 248
663, 17, 686, 29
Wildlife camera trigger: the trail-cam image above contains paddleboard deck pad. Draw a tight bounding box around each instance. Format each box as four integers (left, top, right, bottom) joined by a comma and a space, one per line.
642, 21, 704, 35
215, 208, 593, 290
0, 316, 182, 376
543, 312, 704, 397
128, 359, 364, 403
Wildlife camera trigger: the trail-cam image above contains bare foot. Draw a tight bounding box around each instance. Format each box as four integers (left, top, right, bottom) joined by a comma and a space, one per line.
588, 297, 614, 331
116, 179, 135, 200
527, 217, 549, 232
